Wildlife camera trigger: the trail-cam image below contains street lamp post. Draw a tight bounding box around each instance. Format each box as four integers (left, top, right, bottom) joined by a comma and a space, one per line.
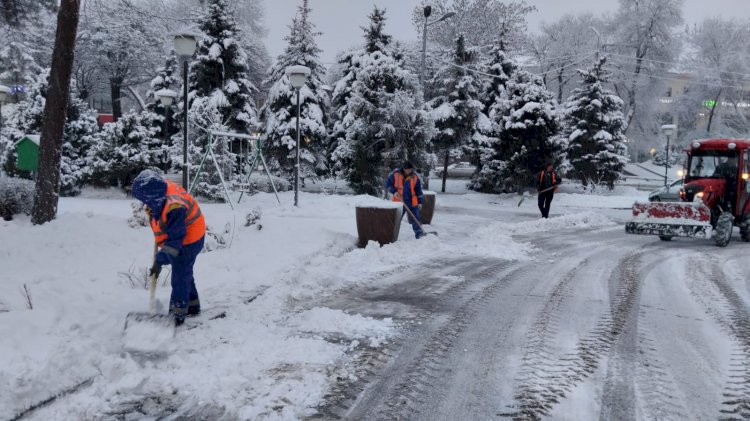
173, 33, 198, 188
156, 88, 178, 171
419, 7, 455, 190
589, 27, 601, 60
285, 65, 311, 207
661, 124, 677, 187
0, 85, 10, 136
419, 8, 455, 90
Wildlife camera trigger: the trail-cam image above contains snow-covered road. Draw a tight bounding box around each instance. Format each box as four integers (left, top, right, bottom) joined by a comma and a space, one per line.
313, 199, 750, 420
3, 183, 749, 420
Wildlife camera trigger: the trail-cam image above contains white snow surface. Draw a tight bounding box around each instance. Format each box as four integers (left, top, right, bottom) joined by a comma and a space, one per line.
0, 185, 653, 419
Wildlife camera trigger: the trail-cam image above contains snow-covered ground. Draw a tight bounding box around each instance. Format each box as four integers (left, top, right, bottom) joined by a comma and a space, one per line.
16, 180, 737, 420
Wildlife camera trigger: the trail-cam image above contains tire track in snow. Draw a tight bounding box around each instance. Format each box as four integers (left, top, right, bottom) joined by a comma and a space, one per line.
372, 262, 524, 421
501, 250, 645, 420
312, 229, 631, 420
706, 255, 750, 420
309, 258, 514, 420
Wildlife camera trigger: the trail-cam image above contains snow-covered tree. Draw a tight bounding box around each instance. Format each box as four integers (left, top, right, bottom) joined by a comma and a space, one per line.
411, 0, 536, 53
331, 7, 431, 195
189, 0, 258, 134
469, 43, 517, 193
608, 0, 683, 157
3, 70, 98, 195
530, 13, 603, 103
491, 70, 562, 192
260, 0, 329, 181
88, 111, 169, 189
1, 0, 57, 28
560, 57, 628, 189
428, 35, 488, 193
478, 44, 516, 115
76, 1, 162, 120
145, 52, 181, 159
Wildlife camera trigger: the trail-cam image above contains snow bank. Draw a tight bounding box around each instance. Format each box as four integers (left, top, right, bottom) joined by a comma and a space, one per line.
489, 212, 616, 236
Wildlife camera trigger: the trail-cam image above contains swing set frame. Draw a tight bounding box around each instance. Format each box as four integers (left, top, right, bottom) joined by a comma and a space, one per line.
189, 130, 281, 209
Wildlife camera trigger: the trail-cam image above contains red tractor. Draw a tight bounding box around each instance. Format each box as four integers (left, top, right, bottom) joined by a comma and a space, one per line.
626, 139, 750, 247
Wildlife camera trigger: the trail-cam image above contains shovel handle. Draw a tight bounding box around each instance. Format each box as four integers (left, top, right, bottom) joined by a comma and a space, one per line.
149, 242, 158, 313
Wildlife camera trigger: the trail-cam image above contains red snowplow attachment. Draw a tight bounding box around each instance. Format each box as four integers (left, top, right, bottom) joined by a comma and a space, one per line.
625, 201, 713, 239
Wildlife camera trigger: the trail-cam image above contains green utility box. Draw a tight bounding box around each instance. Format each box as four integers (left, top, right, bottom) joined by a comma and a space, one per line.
14, 135, 40, 171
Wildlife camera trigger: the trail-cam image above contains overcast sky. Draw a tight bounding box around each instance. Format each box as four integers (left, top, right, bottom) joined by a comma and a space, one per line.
262, 0, 749, 64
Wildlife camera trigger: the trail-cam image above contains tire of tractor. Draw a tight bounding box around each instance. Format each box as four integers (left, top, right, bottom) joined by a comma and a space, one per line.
714, 212, 734, 247
659, 235, 673, 241
741, 223, 750, 242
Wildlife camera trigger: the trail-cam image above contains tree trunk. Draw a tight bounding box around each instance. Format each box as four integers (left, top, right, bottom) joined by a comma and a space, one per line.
557, 70, 564, 104
441, 150, 449, 193
110, 78, 123, 121
706, 89, 722, 135
31, 0, 81, 225
624, 55, 645, 134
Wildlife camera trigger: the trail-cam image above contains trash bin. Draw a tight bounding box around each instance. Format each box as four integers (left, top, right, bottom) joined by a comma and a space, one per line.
355, 198, 402, 248
421, 191, 436, 225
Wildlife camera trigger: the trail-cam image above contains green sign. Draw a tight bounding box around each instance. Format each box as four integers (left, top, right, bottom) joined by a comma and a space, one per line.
703, 100, 717, 107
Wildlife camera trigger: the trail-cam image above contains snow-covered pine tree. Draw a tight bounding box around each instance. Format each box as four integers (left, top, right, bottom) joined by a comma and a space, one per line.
189, 0, 258, 134
428, 35, 489, 193
185, 0, 258, 200
2, 70, 98, 195
146, 51, 180, 171
88, 110, 167, 189
469, 42, 517, 193
560, 57, 628, 189
330, 7, 431, 195
260, 0, 329, 182
494, 70, 562, 192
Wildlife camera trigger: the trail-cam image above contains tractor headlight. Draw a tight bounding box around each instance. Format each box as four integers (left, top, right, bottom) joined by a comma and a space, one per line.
696, 191, 705, 198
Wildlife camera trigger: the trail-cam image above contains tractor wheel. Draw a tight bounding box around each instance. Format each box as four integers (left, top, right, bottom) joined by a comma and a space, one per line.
659, 235, 673, 241
740, 218, 750, 242
714, 212, 734, 247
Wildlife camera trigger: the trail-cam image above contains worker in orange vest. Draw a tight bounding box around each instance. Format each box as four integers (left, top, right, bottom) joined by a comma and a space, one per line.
131, 170, 207, 326
386, 161, 425, 239
538, 163, 561, 218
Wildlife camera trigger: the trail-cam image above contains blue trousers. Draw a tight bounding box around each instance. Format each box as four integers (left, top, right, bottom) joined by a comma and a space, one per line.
401, 206, 424, 238
169, 236, 204, 318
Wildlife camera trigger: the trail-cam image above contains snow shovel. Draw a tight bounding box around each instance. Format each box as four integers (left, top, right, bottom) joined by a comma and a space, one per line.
123, 243, 175, 355
402, 203, 438, 237
517, 185, 556, 207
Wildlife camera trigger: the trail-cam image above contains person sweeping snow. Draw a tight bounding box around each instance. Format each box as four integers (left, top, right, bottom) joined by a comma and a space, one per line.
131, 170, 206, 326
386, 162, 425, 239
537, 163, 561, 219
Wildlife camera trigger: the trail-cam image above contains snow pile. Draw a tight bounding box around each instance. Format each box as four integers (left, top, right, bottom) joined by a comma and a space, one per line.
490, 212, 616, 236
291, 307, 394, 347
355, 194, 402, 209
469, 226, 535, 260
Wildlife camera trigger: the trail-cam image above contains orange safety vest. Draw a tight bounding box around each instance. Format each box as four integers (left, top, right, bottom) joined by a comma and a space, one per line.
149, 180, 206, 246
391, 171, 419, 207
539, 170, 558, 192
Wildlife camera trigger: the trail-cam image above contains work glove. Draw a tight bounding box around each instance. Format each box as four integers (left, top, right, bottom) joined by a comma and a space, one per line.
418, 204, 423, 210
149, 263, 162, 278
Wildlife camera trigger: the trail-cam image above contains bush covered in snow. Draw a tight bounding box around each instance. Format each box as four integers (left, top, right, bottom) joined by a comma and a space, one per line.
245, 206, 262, 228
127, 202, 149, 228
0, 177, 35, 221
237, 173, 290, 195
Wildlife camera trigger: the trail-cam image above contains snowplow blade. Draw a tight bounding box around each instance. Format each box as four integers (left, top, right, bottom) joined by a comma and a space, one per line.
624, 201, 713, 239
123, 312, 175, 356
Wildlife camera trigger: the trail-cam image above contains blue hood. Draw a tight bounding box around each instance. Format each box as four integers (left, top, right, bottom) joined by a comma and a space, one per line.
132, 170, 167, 214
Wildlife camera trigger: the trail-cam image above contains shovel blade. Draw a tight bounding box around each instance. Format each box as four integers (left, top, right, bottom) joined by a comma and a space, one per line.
123, 312, 175, 355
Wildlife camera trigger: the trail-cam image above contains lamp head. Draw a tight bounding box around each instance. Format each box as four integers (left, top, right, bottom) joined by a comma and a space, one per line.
285, 65, 311, 89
